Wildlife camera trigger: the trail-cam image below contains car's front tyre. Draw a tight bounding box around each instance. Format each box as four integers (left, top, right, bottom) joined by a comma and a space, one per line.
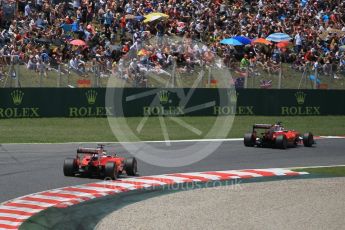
125, 157, 138, 176
275, 135, 287, 149
303, 132, 314, 147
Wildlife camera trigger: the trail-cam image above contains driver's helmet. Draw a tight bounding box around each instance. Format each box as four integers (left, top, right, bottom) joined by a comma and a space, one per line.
273, 125, 283, 131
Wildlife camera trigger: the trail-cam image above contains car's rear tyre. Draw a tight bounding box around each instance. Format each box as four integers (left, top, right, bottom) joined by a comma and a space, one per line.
105, 162, 118, 180
275, 135, 287, 149
63, 158, 77, 177
125, 157, 138, 176
244, 133, 255, 147
303, 132, 314, 147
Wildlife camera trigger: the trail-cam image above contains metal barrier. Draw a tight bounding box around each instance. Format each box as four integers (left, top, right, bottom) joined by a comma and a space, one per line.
228, 60, 345, 90
1, 55, 344, 89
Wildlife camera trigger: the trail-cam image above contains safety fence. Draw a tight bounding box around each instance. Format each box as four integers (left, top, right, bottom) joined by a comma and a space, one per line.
228, 61, 345, 90
1, 59, 344, 89
0, 88, 344, 118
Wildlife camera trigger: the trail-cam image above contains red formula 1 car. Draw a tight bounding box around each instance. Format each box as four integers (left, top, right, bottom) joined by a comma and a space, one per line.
244, 122, 314, 149
63, 145, 137, 179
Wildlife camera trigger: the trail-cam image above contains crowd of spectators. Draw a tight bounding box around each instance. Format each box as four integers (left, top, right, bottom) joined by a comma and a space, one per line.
0, 0, 344, 86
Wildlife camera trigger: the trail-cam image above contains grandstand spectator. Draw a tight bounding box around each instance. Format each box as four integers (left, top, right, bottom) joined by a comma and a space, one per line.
0, 0, 343, 87
24, 2, 32, 18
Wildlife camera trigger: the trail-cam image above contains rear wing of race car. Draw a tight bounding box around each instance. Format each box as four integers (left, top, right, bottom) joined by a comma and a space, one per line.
77, 147, 102, 154
253, 124, 272, 130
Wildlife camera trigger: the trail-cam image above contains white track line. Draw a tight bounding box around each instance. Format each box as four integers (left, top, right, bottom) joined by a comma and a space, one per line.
2, 136, 344, 145
286, 164, 345, 170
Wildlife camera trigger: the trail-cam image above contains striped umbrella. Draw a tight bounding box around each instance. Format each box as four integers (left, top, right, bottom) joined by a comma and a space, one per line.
266, 33, 292, 42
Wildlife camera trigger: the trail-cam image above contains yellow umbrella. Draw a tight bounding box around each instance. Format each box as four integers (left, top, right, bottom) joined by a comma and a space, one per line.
143, 12, 169, 23
137, 49, 150, 56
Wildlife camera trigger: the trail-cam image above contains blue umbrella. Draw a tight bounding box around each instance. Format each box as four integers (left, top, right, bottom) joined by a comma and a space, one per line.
220, 38, 244, 46
266, 33, 292, 42
232, 36, 251, 45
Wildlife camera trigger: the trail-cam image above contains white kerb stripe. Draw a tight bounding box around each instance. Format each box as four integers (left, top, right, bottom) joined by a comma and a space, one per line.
1, 228, 21, 230
0, 220, 22, 226
151, 175, 189, 183
28, 194, 71, 202
51, 189, 98, 199
0, 213, 30, 219
112, 181, 153, 188
119, 178, 167, 185
258, 168, 294, 176
0, 205, 43, 213
104, 182, 138, 190
9, 199, 54, 208
222, 171, 264, 177
296, 172, 309, 175
182, 173, 220, 180
75, 185, 117, 193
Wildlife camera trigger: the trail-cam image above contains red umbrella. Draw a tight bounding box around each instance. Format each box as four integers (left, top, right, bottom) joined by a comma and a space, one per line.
276, 41, 291, 48
70, 39, 87, 46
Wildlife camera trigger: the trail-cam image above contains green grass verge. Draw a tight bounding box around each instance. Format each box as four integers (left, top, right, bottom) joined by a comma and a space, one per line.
1, 116, 345, 143
294, 166, 345, 177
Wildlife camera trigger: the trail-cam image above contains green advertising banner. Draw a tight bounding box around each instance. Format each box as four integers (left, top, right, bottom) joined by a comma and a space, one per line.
0, 88, 344, 118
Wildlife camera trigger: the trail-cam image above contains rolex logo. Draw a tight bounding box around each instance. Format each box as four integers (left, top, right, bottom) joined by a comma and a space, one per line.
158, 90, 170, 104
11, 90, 24, 105
85, 90, 97, 105
229, 91, 238, 104
295, 91, 306, 105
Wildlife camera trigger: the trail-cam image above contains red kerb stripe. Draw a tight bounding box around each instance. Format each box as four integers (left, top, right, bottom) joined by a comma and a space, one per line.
0, 223, 19, 229
0, 208, 32, 216
284, 172, 300, 176
241, 170, 276, 176
138, 177, 174, 184
21, 197, 60, 204
0, 216, 24, 222
85, 183, 129, 192
61, 187, 105, 196
40, 192, 89, 200
201, 172, 248, 179
4, 202, 45, 210
116, 180, 161, 186
168, 174, 209, 182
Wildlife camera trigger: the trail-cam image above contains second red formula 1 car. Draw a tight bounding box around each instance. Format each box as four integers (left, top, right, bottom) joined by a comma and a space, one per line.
244, 122, 314, 149
63, 145, 137, 179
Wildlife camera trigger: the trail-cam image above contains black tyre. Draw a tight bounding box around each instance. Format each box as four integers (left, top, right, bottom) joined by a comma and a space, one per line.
63, 158, 77, 177
303, 132, 314, 147
104, 162, 118, 180
244, 133, 255, 147
275, 135, 287, 149
125, 157, 138, 176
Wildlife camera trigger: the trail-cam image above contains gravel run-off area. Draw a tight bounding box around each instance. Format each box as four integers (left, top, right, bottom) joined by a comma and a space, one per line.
96, 178, 345, 230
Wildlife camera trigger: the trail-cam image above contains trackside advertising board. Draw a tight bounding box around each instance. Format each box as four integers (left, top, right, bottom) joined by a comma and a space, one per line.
0, 88, 343, 118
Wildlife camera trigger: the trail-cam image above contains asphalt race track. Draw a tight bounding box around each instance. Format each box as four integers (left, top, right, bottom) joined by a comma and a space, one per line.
0, 138, 344, 203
